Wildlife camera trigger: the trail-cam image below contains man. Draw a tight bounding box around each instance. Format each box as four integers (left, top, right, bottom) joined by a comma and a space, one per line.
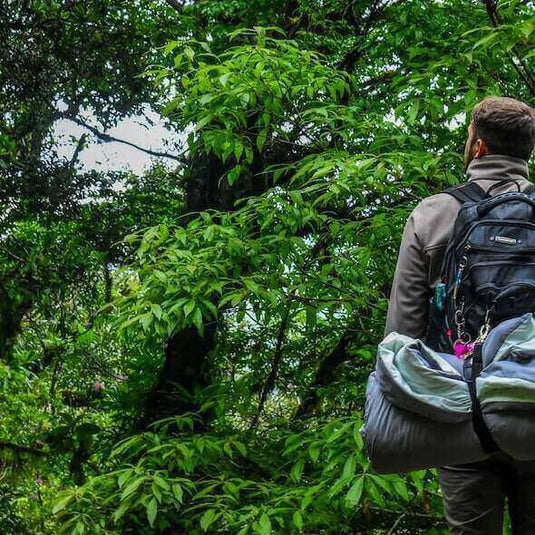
385, 96, 535, 534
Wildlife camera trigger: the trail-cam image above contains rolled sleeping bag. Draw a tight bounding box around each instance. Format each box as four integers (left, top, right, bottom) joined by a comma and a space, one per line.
362, 314, 535, 474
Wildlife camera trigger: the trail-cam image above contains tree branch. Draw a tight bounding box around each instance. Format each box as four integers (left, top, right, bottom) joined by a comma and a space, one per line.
62, 114, 188, 164
69, 133, 88, 168
387, 514, 406, 535
251, 304, 293, 428
165, 0, 184, 13
251, 233, 336, 428
294, 330, 352, 419
0, 441, 46, 457
481, 0, 535, 97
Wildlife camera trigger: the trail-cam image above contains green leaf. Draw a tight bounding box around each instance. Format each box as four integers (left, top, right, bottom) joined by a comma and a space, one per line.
147, 497, 158, 527
184, 46, 195, 60
151, 303, 163, 320
140, 312, 153, 332
227, 165, 243, 186
154, 475, 170, 490
121, 477, 145, 500
292, 511, 304, 531
184, 299, 196, 317
392, 477, 410, 501
200, 509, 217, 532
52, 494, 74, 515
118, 469, 133, 488
114, 499, 132, 523
245, 147, 254, 164
257, 130, 267, 151
473, 32, 497, 50
367, 479, 385, 506
346, 477, 364, 505
408, 99, 419, 122
342, 455, 356, 480
257, 513, 271, 535
233, 441, 247, 457
192, 307, 204, 333
234, 142, 244, 162
308, 442, 321, 462
172, 483, 184, 503
152, 482, 163, 503
353, 422, 364, 450
290, 459, 305, 483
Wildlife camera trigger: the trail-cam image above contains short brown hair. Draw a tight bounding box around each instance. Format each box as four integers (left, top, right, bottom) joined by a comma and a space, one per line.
471, 96, 535, 161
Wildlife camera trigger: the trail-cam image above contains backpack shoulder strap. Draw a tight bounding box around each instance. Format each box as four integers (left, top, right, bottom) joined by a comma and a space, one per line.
442, 181, 488, 204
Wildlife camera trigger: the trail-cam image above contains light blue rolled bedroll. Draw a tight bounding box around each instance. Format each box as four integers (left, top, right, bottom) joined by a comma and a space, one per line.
361, 313, 535, 474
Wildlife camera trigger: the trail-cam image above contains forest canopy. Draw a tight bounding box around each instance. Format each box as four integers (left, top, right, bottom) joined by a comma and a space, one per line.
0, 0, 533, 533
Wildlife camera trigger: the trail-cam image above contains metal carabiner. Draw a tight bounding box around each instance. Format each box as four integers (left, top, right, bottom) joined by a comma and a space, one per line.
477, 323, 491, 343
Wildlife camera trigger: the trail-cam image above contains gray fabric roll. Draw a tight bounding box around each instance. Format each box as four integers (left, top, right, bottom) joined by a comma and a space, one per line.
483, 407, 535, 461
362, 373, 487, 474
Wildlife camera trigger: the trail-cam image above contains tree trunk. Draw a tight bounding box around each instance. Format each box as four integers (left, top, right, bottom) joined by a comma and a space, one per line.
0, 298, 32, 363
143, 121, 302, 424
143, 148, 266, 422
294, 331, 352, 419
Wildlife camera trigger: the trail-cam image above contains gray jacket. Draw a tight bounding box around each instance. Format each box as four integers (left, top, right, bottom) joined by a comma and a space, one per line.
385, 154, 532, 340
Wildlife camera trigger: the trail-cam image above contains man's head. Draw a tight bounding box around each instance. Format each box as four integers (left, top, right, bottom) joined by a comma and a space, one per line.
463, 96, 535, 171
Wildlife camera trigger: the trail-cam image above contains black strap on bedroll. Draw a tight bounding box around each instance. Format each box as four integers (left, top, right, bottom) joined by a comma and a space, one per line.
463, 345, 500, 454
442, 181, 489, 204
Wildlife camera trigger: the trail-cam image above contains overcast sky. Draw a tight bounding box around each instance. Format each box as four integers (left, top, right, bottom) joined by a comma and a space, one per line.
54, 108, 179, 175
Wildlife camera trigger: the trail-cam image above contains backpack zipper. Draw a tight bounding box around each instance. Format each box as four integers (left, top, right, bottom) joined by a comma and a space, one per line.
462, 259, 535, 280
475, 281, 535, 293
453, 244, 470, 300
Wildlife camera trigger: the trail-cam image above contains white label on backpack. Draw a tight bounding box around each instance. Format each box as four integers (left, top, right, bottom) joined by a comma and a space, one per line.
493, 236, 518, 245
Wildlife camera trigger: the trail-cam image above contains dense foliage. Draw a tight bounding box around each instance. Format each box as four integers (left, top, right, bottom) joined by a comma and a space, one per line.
0, 0, 533, 533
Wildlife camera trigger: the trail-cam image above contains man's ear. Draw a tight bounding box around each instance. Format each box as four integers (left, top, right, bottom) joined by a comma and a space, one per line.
474, 138, 489, 158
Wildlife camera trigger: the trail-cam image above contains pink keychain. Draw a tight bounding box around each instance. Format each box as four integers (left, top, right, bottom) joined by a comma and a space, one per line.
454, 341, 475, 359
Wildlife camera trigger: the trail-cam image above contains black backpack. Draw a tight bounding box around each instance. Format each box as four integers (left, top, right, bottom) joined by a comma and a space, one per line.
426, 180, 535, 355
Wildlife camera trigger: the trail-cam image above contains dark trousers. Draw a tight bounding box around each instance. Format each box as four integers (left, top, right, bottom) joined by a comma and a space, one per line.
438, 456, 535, 534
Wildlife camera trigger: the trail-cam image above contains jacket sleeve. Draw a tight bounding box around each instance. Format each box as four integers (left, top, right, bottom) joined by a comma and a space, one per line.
384, 208, 431, 340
